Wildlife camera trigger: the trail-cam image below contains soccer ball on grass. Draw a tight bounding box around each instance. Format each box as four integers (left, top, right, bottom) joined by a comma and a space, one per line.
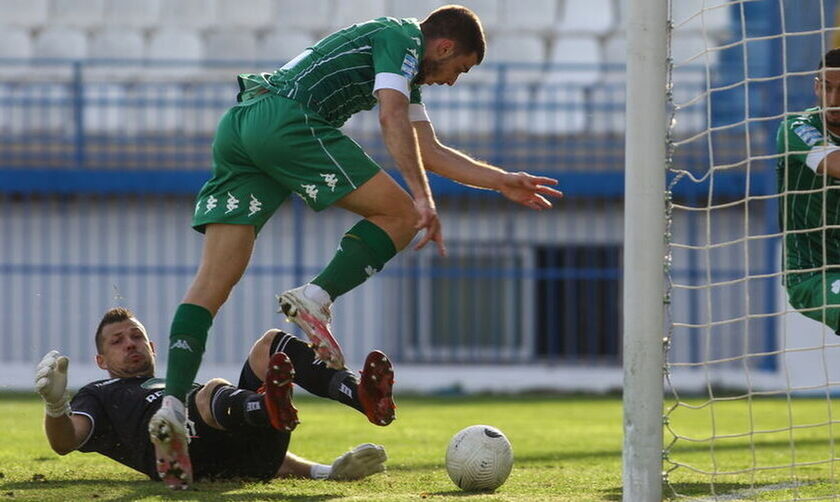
445, 425, 514, 491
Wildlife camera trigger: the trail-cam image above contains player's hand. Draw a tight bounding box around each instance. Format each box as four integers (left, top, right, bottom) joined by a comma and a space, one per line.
498, 171, 563, 210
35, 350, 71, 417
329, 443, 387, 480
413, 197, 447, 257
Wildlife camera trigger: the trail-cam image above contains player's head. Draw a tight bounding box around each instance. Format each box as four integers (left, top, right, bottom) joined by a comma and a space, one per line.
417, 5, 485, 86
815, 48, 840, 128
94, 307, 156, 378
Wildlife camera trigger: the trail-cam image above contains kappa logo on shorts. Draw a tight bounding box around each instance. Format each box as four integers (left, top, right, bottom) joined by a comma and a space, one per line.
831, 279, 840, 295
225, 192, 240, 214
248, 194, 262, 217
302, 184, 319, 201
365, 265, 377, 277
204, 195, 218, 214
321, 173, 339, 192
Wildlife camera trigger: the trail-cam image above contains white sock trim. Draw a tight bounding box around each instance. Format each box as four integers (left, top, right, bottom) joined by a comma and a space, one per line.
303, 283, 332, 306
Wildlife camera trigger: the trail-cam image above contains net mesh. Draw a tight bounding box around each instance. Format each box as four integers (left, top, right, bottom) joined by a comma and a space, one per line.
664, 0, 840, 500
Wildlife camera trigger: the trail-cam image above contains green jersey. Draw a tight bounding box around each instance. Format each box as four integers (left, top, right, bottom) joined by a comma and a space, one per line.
238, 17, 425, 127
777, 107, 840, 287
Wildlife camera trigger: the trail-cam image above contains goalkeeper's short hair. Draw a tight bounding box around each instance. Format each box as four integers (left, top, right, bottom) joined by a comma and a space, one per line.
818, 47, 840, 70
94, 307, 136, 353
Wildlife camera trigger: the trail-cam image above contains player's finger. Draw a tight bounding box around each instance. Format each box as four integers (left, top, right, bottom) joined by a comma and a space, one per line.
527, 174, 559, 185
533, 194, 553, 208
434, 232, 447, 257
56, 356, 69, 373
35, 365, 53, 380
536, 185, 564, 198
413, 228, 435, 250
38, 351, 57, 366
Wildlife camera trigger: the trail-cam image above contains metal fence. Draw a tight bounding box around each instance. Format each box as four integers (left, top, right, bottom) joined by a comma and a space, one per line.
0, 59, 783, 389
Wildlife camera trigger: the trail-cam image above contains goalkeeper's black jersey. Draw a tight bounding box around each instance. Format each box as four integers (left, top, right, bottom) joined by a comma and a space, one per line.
70, 376, 176, 479
69, 375, 289, 480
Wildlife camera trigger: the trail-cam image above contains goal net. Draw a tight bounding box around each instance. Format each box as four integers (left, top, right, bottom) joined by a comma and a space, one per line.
663, 0, 840, 500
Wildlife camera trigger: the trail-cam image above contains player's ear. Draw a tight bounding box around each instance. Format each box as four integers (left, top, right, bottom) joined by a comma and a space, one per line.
149, 341, 156, 355
95, 353, 107, 370
435, 38, 456, 58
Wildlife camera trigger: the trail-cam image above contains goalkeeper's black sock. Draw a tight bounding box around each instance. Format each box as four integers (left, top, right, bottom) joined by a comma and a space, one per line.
210, 385, 270, 429
269, 330, 364, 413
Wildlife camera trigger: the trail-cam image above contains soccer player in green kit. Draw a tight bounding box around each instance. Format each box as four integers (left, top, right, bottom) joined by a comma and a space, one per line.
149, 5, 563, 488
778, 48, 840, 334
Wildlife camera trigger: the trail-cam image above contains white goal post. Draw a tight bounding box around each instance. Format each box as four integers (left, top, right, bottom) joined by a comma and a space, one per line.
622, 0, 667, 501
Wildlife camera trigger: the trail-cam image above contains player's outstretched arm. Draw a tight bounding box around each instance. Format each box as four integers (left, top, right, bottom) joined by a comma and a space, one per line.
414, 121, 563, 210
35, 351, 91, 454
277, 444, 387, 481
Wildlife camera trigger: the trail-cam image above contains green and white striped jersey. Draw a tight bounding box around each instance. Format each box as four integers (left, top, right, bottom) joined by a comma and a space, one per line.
238, 17, 425, 127
776, 107, 840, 287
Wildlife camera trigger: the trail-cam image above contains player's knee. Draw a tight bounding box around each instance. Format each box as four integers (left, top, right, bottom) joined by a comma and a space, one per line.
195, 378, 232, 428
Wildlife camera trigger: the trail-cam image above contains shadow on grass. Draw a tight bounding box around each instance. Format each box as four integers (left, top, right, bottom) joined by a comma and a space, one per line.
0, 478, 342, 501
598, 481, 817, 501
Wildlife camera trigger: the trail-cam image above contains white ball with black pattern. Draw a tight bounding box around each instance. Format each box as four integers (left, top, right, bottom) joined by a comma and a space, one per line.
445, 425, 514, 492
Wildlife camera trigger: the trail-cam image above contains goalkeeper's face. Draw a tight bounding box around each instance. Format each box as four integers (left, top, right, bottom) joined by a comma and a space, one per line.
815, 69, 840, 129
95, 318, 156, 378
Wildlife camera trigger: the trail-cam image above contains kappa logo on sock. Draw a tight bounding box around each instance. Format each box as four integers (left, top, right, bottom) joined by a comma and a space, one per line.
170, 339, 193, 352
246, 401, 262, 412
339, 383, 353, 398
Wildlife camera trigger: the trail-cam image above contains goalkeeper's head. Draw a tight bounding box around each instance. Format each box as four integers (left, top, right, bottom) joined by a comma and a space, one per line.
93, 307, 156, 379
816, 48, 840, 127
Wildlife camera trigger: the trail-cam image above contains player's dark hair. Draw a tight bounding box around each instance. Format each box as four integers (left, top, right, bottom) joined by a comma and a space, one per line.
818, 48, 840, 70
420, 5, 485, 63
94, 307, 135, 353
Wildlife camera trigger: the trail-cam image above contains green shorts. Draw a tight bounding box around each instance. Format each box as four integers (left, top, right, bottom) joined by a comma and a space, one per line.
192, 93, 382, 234
787, 273, 840, 332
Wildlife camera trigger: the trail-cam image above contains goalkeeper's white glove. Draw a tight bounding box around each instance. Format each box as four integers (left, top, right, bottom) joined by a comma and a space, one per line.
328, 443, 387, 480
35, 350, 71, 418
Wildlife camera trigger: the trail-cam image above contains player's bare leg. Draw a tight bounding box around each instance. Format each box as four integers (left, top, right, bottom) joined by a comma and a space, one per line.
279, 172, 418, 370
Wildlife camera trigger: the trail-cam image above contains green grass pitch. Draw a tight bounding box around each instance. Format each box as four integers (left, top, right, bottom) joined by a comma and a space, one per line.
1, 392, 839, 501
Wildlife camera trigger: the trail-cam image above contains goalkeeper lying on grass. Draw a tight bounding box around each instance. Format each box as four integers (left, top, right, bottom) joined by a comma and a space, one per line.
34, 307, 395, 483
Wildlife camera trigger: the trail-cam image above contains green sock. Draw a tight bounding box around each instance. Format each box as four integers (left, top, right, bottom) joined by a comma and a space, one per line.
312, 219, 397, 300
164, 303, 213, 402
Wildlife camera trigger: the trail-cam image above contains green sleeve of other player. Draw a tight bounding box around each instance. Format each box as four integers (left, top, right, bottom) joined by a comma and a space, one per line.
371, 26, 423, 84
410, 86, 422, 105
778, 114, 827, 166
